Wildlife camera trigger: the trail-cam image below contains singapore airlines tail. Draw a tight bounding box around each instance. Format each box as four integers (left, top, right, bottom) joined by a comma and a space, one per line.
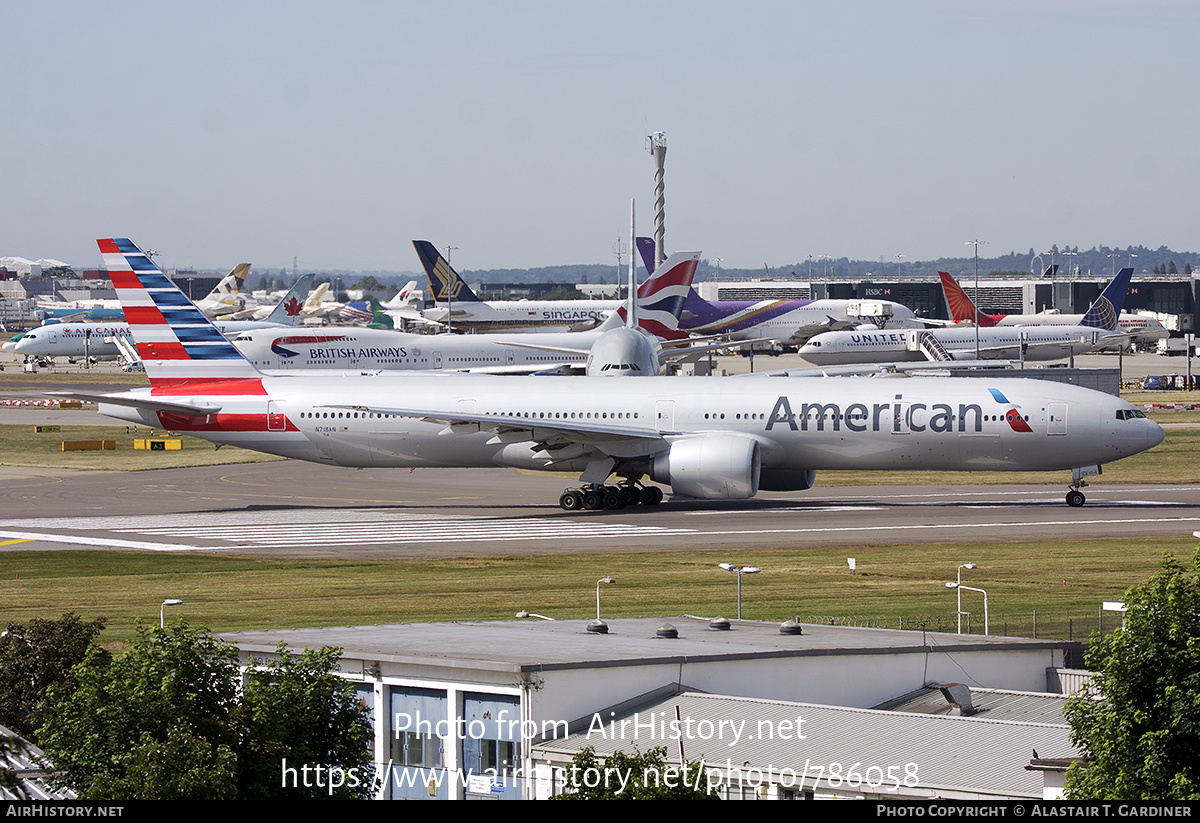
412, 241, 482, 304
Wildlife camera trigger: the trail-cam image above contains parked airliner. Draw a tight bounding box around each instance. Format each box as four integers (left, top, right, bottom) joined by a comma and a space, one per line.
414, 241, 617, 332
76, 238, 1164, 511
939, 268, 1167, 342
799, 325, 1125, 365
12, 275, 315, 362
632, 238, 923, 346
229, 250, 700, 375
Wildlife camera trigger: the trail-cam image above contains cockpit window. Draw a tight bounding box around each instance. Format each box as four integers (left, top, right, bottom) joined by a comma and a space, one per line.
1116, 409, 1148, 420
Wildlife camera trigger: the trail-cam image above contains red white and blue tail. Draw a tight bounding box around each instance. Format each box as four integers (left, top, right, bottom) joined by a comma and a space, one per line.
604, 250, 700, 339
99, 238, 263, 390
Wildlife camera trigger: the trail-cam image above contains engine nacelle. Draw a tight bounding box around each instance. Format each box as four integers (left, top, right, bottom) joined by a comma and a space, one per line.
650, 435, 761, 499
759, 468, 816, 492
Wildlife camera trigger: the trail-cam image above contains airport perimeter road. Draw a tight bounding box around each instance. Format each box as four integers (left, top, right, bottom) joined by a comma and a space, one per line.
0, 462, 1196, 558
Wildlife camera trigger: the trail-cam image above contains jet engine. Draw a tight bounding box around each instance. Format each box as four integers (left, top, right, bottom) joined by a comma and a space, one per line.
759, 468, 816, 492
650, 435, 761, 499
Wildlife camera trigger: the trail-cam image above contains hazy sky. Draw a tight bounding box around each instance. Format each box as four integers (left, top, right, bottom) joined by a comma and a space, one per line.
4, 1, 1197, 273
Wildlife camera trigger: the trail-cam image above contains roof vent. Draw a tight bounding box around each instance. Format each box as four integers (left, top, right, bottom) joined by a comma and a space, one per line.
939, 683, 978, 716
779, 618, 804, 635
586, 619, 609, 634
656, 623, 679, 639
709, 616, 731, 631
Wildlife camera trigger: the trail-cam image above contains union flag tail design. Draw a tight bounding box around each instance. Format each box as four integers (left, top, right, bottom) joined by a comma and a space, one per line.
99, 238, 263, 391
939, 271, 999, 326
612, 250, 700, 340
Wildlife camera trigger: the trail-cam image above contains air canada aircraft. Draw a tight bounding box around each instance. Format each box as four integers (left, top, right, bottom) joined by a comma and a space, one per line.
75, 239, 1164, 511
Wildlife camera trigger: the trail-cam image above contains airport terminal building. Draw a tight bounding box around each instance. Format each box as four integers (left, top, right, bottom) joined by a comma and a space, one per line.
223, 617, 1081, 800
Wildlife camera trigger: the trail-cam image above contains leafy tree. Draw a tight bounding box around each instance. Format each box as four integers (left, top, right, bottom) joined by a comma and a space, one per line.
38, 620, 374, 800
0, 613, 108, 741
38, 619, 240, 798
235, 643, 375, 799
1064, 551, 1200, 799
552, 745, 716, 800
352, 275, 385, 292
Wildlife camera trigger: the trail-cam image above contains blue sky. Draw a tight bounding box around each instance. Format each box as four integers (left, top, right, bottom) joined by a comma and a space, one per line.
4, 1, 1197, 273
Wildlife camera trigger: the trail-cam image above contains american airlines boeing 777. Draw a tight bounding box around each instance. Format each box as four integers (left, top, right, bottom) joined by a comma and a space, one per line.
76, 239, 1164, 511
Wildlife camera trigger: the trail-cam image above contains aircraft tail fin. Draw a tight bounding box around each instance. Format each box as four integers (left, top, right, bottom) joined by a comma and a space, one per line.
605, 250, 700, 339
412, 241, 482, 304
98, 238, 263, 389
939, 271, 998, 327
1081, 267, 1133, 330
262, 274, 314, 326
636, 236, 657, 277
366, 297, 395, 329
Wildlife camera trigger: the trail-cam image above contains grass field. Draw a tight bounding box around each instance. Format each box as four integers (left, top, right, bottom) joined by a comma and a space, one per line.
2, 536, 1194, 648
0, 371, 1194, 651
0, 424, 283, 469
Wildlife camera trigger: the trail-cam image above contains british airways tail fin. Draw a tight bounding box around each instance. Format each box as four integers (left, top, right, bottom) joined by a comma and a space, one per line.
99, 238, 262, 389
412, 241, 482, 304
599, 250, 700, 339
938, 271, 998, 327
1081, 267, 1133, 330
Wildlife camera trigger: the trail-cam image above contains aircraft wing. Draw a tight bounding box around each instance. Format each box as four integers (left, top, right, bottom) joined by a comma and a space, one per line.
48, 391, 223, 416
327, 402, 671, 472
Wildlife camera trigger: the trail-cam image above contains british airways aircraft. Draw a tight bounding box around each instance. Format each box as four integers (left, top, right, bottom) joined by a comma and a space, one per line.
228, 249, 700, 376
75, 239, 1164, 511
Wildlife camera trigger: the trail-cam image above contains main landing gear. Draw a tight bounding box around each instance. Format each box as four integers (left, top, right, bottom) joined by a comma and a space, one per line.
559, 482, 664, 511
1066, 465, 1101, 507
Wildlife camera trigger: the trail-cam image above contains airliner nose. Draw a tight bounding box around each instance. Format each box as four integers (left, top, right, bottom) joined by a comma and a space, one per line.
1148, 420, 1166, 450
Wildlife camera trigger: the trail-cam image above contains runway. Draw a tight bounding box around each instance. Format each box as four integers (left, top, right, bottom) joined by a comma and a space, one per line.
1, 461, 1196, 558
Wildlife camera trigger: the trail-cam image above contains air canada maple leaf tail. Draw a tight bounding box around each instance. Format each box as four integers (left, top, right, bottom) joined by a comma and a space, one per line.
98, 238, 263, 389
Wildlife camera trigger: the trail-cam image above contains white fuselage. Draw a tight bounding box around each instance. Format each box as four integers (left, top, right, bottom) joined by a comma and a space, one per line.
96, 374, 1163, 494
991, 313, 1169, 342
229, 327, 598, 373
424, 299, 617, 333
800, 326, 1125, 365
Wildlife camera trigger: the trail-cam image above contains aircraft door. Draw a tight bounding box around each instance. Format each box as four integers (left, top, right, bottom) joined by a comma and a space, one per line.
1048, 403, 1067, 435
433, 351, 442, 369
505, 349, 515, 366
655, 401, 675, 432
267, 401, 287, 432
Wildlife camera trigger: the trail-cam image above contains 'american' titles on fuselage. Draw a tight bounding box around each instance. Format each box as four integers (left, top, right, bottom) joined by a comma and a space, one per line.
85, 238, 1165, 511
